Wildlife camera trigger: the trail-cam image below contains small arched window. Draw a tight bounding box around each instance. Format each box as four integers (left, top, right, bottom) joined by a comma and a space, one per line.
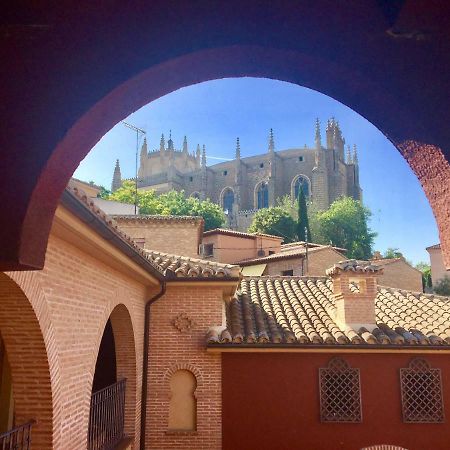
256, 182, 269, 209
222, 188, 234, 213
293, 175, 310, 199
168, 370, 197, 431
190, 192, 200, 199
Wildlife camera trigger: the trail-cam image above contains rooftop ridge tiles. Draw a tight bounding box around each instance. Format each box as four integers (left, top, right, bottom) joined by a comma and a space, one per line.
111, 214, 204, 222
211, 276, 450, 348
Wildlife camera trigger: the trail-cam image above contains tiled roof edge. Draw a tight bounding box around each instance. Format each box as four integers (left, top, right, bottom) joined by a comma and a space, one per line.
61, 187, 166, 280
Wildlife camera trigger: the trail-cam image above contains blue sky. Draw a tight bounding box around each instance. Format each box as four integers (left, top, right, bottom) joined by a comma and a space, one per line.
74, 78, 438, 265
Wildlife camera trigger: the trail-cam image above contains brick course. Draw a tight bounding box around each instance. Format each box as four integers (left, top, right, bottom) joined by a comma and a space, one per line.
146, 285, 223, 449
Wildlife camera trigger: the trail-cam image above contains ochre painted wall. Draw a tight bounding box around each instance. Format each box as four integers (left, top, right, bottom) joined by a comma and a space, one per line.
223, 352, 450, 450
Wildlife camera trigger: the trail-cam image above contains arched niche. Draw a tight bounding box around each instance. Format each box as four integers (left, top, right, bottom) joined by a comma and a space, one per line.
168, 370, 197, 431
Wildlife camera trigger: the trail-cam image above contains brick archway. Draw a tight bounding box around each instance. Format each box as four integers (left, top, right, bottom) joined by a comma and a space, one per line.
92, 303, 139, 445
0, 273, 54, 449
2, 4, 450, 271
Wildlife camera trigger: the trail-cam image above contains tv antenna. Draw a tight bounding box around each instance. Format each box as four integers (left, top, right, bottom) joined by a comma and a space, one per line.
122, 121, 146, 214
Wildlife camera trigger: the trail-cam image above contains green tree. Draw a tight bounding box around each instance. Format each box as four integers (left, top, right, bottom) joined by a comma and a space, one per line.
97, 185, 111, 199
297, 186, 311, 242
383, 247, 403, 259
107, 181, 225, 230
415, 261, 432, 291
248, 206, 297, 242
311, 197, 376, 259
434, 276, 450, 296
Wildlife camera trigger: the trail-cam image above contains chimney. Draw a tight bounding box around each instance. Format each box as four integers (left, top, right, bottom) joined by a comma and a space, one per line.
326, 260, 383, 330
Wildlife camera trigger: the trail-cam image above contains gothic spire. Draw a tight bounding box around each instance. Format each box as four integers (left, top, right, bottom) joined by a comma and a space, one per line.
183, 135, 188, 153
268, 128, 275, 153
160, 133, 165, 152
315, 118, 321, 148
202, 144, 207, 167
196, 144, 201, 159
111, 159, 122, 192
167, 130, 174, 150
235, 137, 241, 159
346, 145, 352, 163
353, 144, 358, 164
140, 137, 148, 160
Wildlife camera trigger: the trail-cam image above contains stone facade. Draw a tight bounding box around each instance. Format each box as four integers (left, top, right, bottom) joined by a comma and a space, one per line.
112, 119, 362, 231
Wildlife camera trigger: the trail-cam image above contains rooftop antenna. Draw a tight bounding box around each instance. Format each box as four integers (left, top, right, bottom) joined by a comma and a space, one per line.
122, 121, 146, 214
304, 226, 309, 275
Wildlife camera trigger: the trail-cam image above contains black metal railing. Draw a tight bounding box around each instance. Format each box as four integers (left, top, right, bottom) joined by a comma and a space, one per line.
0, 420, 35, 450
88, 378, 127, 450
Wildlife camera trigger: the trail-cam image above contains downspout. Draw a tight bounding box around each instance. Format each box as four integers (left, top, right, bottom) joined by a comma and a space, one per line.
140, 281, 166, 450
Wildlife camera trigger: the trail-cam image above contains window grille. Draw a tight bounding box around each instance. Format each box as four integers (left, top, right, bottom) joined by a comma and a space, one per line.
319, 357, 362, 422
400, 358, 444, 423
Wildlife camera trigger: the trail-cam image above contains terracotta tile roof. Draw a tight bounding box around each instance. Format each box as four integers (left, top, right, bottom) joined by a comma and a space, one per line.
207, 276, 450, 347
239, 245, 343, 266
281, 241, 347, 253
112, 214, 204, 224
203, 228, 282, 240
144, 249, 240, 279
326, 259, 383, 276
426, 243, 441, 250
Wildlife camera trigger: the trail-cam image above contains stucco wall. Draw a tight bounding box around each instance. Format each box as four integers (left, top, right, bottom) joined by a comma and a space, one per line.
377, 261, 423, 292
429, 247, 448, 286
223, 352, 450, 450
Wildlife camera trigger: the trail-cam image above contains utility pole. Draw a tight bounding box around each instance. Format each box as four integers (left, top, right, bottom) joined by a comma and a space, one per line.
122, 122, 146, 214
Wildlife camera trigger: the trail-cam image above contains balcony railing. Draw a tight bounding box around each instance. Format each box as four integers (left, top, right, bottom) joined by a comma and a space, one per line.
0, 420, 35, 450
88, 378, 127, 450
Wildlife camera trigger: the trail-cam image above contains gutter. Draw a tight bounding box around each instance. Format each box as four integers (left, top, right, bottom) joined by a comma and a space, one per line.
61, 189, 165, 281
140, 282, 166, 450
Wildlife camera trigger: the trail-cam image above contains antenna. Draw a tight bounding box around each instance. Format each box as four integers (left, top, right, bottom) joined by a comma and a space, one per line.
305, 226, 309, 275
122, 122, 146, 214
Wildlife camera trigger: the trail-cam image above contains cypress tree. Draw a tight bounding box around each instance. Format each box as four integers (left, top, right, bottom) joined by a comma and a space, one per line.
297, 186, 311, 242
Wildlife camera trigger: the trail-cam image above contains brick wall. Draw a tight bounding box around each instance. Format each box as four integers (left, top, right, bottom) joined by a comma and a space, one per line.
115, 219, 201, 257
377, 260, 423, 292
333, 273, 378, 327
146, 285, 223, 450
4, 233, 147, 449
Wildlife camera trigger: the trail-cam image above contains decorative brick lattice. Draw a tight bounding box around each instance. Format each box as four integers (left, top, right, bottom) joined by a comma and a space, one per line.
173, 313, 194, 333
400, 358, 444, 423
319, 357, 362, 422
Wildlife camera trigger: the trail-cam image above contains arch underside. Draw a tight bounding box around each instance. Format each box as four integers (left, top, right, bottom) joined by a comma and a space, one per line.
1, 3, 450, 270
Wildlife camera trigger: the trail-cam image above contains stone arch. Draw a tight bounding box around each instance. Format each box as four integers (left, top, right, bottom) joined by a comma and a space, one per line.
254, 180, 269, 209
2, 42, 450, 270
291, 174, 312, 200
91, 303, 138, 442
190, 191, 201, 199
220, 186, 235, 212
0, 273, 54, 449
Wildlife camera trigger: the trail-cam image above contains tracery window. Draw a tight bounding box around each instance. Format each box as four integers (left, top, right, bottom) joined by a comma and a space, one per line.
168, 370, 197, 431
256, 182, 269, 209
400, 358, 444, 423
222, 188, 234, 213
293, 175, 310, 199
319, 357, 362, 422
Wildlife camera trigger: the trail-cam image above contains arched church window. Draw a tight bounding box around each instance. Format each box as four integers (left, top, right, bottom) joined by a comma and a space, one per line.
168, 370, 197, 431
222, 188, 234, 213
257, 182, 269, 209
293, 175, 310, 199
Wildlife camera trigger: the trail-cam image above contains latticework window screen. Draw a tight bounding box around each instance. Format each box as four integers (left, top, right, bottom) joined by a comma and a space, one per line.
319, 357, 362, 422
400, 358, 444, 423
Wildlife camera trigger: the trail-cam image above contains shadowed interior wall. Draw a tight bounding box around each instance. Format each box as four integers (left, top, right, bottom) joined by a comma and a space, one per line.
222, 352, 450, 450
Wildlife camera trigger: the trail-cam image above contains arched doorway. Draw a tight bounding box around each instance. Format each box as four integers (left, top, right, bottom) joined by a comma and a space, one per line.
89, 304, 137, 449
0, 273, 53, 448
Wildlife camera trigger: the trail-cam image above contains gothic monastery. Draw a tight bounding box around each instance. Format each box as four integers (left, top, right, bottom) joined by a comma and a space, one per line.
111, 118, 362, 230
